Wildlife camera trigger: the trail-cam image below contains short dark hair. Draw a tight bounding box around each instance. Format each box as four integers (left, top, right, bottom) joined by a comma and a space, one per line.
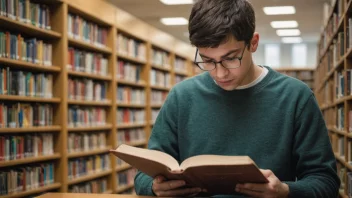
189, 0, 256, 48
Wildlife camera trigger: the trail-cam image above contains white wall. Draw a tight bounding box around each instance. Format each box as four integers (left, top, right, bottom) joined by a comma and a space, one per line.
252, 42, 318, 68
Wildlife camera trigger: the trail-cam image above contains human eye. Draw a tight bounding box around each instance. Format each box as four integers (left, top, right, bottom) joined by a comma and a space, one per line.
224, 56, 237, 61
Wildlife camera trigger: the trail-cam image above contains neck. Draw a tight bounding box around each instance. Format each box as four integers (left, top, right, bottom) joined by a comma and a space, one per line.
239, 62, 262, 86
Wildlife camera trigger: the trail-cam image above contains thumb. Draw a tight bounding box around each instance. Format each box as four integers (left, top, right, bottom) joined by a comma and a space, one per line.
155, 175, 166, 183
260, 169, 273, 178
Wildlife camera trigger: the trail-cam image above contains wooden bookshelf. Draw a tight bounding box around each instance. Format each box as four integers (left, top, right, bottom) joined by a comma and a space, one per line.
0, 183, 61, 198
67, 147, 112, 158
128, 141, 148, 147
67, 170, 113, 186
117, 53, 147, 65
68, 38, 112, 55
67, 100, 112, 106
0, 57, 61, 72
0, 0, 196, 196
150, 85, 171, 91
0, 15, 61, 39
116, 184, 134, 194
116, 164, 132, 172
0, 153, 61, 168
0, 95, 61, 103
275, 68, 315, 90
117, 79, 147, 88
316, 0, 352, 197
117, 103, 146, 108
151, 104, 163, 108
152, 64, 171, 72
67, 125, 112, 132
0, 126, 61, 133
117, 123, 146, 129
67, 71, 112, 81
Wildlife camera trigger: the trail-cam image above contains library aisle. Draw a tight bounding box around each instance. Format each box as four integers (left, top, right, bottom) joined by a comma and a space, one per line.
0, 0, 343, 197
0, 0, 194, 197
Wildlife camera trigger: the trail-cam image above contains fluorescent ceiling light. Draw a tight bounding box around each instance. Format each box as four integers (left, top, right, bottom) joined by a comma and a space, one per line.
160, 0, 193, 5
276, 29, 301, 36
271, 21, 298, 28
263, 6, 296, 15
161, 17, 188, 25
281, 37, 302, 43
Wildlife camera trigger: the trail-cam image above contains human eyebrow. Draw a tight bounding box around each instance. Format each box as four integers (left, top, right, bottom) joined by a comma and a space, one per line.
198, 48, 241, 61
220, 49, 240, 58
198, 53, 214, 61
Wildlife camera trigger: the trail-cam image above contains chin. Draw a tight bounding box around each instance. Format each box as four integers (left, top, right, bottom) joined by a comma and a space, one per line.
219, 84, 238, 91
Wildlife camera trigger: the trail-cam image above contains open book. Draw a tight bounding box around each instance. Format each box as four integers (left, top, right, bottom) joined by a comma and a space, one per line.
110, 144, 268, 194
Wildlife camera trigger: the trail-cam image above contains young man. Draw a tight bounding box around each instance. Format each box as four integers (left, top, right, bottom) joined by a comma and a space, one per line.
134, 0, 340, 197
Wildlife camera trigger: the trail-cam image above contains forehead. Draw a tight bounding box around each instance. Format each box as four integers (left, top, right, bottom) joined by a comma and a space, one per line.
197, 37, 244, 58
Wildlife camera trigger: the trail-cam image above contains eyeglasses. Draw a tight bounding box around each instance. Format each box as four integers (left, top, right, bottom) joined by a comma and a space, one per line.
193, 45, 247, 71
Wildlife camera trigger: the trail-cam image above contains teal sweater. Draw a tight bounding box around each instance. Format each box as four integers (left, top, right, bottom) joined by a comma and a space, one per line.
134, 66, 340, 197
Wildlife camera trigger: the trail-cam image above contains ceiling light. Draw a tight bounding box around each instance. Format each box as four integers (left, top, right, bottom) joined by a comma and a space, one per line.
276, 29, 301, 36
263, 6, 296, 15
160, 0, 193, 5
160, 17, 188, 25
281, 37, 302, 43
271, 21, 298, 28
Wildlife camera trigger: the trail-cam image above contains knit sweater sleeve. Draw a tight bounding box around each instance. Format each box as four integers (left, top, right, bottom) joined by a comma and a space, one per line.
284, 94, 340, 198
134, 88, 180, 196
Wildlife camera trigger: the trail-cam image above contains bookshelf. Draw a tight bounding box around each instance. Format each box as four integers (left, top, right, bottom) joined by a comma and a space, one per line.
275, 68, 315, 91
0, 0, 195, 197
315, 0, 352, 197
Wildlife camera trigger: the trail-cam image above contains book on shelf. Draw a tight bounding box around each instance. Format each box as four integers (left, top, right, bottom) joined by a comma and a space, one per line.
0, 103, 53, 128
117, 129, 146, 146
0, 162, 55, 195
0, 66, 53, 98
174, 57, 187, 73
150, 69, 170, 88
110, 144, 268, 194
116, 60, 142, 83
69, 177, 108, 193
67, 132, 107, 153
151, 109, 160, 122
67, 13, 108, 48
116, 168, 137, 189
116, 109, 145, 125
68, 106, 106, 128
0, 0, 52, 30
67, 47, 108, 76
151, 49, 170, 68
0, 133, 54, 161
151, 90, 167, 105
116, 33, 146, 61
0, 31, 52, 66
68, 154, 110, 180
116, 86, 145, 105
68, 77, 108, 101
175, 75, 186, 84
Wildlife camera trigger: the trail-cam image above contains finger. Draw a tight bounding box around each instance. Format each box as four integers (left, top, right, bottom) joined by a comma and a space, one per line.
236, 187, 263, 198
158, 187, 202, 197
153, 180, 186, 191
236, 183, 267, 192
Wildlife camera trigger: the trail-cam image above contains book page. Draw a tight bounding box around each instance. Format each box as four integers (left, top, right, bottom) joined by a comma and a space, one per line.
180, 155, 254, 170
112, 144, 181, 171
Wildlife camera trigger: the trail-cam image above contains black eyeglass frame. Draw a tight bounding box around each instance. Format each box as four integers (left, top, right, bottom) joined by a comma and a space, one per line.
193, 45, 247, 71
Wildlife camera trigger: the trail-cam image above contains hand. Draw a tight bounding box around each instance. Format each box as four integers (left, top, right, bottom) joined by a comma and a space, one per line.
235, 169, 289, 198
152, 175, 203, 197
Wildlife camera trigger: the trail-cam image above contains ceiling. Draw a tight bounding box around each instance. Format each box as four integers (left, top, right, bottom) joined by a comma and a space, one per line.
106, 0, 330, 45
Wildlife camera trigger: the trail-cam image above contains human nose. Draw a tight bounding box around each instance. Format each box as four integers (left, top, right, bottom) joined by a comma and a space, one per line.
215, 62, 228, 79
